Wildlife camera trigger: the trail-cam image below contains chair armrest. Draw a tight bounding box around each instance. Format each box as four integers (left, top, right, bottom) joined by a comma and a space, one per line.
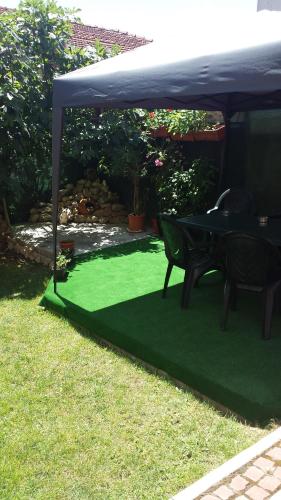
207, 207, 219, 215
207, 189, 231, 214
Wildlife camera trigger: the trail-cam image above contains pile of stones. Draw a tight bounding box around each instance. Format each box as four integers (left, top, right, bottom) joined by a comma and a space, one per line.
29, 177, 128, 225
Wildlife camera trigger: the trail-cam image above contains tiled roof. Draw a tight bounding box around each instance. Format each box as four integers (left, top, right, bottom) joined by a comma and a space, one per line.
70, 23, 151, 52
0, 6, 152, 52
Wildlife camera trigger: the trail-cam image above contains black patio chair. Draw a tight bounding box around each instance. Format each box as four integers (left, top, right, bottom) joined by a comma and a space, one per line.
159, 214, 215, 309
221, 232, 281, 340
207, 188, 255, 215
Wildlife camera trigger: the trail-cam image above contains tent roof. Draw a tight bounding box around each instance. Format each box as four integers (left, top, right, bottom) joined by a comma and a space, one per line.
53, 36, 281, 113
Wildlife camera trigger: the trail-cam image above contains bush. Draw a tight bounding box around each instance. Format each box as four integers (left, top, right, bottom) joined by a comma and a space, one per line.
155, 157, 218, 216
0, 0, 115, 221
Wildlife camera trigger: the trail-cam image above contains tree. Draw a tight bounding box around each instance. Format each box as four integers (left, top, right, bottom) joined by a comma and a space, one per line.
0, 0, 111, 220
97, 109, 149, 215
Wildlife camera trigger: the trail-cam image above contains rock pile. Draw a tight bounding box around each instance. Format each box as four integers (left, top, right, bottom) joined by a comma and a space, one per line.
29, 178, 128, 225
7, 236, 52, 267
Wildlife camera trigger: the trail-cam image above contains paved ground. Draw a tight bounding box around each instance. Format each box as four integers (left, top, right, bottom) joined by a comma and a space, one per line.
174, 428, 281, 500
14, 222, 151, 255
200, 441, 281, 499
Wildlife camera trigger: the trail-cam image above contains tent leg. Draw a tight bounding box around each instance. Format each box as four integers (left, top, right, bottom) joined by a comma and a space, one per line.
218, 110, 231, 193
52, 106, 64, 293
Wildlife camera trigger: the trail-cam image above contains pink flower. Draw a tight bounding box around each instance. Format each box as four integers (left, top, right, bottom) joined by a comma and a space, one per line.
155, 159, 163, 168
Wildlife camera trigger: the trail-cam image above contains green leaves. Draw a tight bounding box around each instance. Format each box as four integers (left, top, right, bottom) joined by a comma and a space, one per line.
155, 156, 218, 216
145, 109, 209, 134
0, 0, 112, 220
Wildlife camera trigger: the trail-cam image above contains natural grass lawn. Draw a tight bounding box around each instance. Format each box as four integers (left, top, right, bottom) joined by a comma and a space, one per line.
0, 258, 267, 500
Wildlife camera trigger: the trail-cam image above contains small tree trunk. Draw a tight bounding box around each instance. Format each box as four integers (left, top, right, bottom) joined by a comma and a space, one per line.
133, 174, 141, 215
2, 198, 11, 228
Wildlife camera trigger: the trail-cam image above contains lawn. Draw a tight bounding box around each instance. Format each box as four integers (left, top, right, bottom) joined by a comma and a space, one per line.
0, 257, 267, 499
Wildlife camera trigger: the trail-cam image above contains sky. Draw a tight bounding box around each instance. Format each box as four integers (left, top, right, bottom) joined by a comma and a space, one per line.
3, 0, 281, 45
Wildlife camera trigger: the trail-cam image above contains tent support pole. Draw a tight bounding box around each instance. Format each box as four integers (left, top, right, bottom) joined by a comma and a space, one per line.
52, 106, 64, 293
218, 110, 232, 193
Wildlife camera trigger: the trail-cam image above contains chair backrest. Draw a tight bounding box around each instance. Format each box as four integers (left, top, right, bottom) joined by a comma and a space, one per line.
223, 232, 281, 286
223, 188, 255, 215
158, 214, 190, 266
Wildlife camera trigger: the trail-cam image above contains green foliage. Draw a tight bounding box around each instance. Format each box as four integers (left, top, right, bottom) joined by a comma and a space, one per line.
97, 109, 149, 214
0, 1, 219, 221
97, 109, 148, 176
56, 251, 70, 269
0, 0, 111, 220
145, 109, 211, 134
156, 157, 218, 216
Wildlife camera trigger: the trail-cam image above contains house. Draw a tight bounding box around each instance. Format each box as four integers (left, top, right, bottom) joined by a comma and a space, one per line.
0, 6, 152, 52
257, 0, 281, 10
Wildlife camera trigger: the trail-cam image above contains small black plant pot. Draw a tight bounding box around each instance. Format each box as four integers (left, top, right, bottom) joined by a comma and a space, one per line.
54, 269, 68, 282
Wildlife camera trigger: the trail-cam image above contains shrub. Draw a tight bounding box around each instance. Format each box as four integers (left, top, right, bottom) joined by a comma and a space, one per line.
155, 157, 218, 216
0, 0, 114, 221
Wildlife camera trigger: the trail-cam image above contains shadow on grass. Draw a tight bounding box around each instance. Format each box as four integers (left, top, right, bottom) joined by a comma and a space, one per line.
50, 272, 281, 427
0, 259, 50, 300
70, 236, 162, 269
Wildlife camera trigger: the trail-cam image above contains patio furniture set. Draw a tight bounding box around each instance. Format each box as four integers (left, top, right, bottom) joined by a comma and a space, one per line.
159, 188, 281, 341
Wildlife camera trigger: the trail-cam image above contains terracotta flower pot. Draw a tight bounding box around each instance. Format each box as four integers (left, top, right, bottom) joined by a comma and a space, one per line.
54, 268, 68, 282
59, 240, 75, 258
128, 214, 145, 233
150, 127, 170, 138
193, 125, 225, 142
171, 132, 194, 142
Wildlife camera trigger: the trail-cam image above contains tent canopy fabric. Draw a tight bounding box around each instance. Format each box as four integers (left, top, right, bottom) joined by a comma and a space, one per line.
53, 38, 281, 112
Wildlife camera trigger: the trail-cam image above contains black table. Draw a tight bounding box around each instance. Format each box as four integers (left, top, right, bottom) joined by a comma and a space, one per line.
178, 213, 281, 246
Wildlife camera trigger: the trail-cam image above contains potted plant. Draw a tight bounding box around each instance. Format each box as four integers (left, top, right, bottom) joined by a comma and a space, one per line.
145, 149, 169, 233
59, 240, 75, 259
145, 109, 225, 142
54, 252, 71, 282
146, 110, 170, 138
97, 110, 148, 232
128, 168, 146, 232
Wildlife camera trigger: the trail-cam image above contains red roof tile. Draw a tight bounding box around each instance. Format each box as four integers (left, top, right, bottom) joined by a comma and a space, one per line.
70, 23, 151, 52
0, 6, 152, 52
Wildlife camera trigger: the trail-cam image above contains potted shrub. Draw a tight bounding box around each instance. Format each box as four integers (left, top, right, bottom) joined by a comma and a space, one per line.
54, 252, 71, 282
146, 111, 170, 138
59, 240, 75, 259
97, 110, 148, 232
145, 109, 225, 142
145, 149, 170, 233
128, 170, 146, 232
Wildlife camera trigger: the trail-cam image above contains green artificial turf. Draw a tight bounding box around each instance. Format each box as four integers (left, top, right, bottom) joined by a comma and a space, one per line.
41, 237, 281, 424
